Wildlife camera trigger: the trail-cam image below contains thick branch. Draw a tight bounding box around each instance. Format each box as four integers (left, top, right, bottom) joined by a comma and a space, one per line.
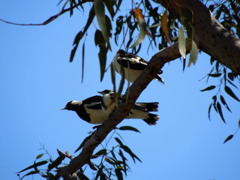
56, 42, 188, 179
157, 0, 240, 74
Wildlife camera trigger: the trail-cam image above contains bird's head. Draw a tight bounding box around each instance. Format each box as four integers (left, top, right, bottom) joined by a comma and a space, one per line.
97, 89, 113, 95
61, 101, 82, 111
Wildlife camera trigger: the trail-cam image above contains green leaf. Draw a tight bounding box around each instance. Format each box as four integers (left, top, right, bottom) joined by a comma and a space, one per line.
105, 157, 115, 165
216, 102, 225, 123
36, 154, 44, 160
115, 169, 123, 180
75, 134, 92, 153
94, 0, 109, 42
208, 104, 212, 120
104, 0, 116, 19
200, 85, 216, 92
220, 95, 232, 112
225, 86, 240, 102
121, 145, 141, 163
208, 73, 222, 77
118, 149, 128, 175
48, 154, 65, 171
115, 137, 124, 146
95, 30, 108, 81
110, 63, 116, 93
118, 126, 140, 133
98, 45, 108, 81
92, 149, 107, 159
18, 160, 48, 173
20, 170, 39, 180
69, 6, 95, 62
81, 42, 85, 83
223, 134, 234, 143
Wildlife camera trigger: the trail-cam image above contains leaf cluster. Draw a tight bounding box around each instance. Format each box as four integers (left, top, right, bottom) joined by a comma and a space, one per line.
18, 126, 141, 180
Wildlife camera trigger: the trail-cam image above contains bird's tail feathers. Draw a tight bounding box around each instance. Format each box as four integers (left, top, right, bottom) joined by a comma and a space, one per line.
143, 113, 159, 125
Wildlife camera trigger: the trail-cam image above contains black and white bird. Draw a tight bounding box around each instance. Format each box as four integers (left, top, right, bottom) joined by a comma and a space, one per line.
98, 89, 160, 125
61, 95, 108, 124
112, 49, 164, 83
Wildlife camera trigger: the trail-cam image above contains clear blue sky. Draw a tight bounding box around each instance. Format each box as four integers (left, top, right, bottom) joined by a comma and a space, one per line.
1, 1, 240, 180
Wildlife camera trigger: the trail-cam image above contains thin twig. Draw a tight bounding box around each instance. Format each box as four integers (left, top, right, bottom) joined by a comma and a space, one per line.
0, 0, 93, 26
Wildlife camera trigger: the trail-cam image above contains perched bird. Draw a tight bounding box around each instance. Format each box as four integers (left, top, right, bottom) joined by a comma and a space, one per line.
61, 95, 108, 124
112, 49, 164, 83
98, 89, 160, 125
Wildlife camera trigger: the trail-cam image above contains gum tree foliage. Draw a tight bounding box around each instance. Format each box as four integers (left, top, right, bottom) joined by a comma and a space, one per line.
4, 0, 239, 179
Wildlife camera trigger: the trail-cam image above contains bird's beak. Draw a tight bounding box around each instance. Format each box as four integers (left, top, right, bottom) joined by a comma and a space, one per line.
60, 107, 67, 110
98, 91, 103, 95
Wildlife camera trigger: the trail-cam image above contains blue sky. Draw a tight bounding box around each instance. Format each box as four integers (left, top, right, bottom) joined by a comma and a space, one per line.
1, 1, 240, 180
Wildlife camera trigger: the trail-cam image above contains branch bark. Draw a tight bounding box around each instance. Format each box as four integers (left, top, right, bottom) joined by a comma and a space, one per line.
56, 42, 189, 179
157, 0, 240, 74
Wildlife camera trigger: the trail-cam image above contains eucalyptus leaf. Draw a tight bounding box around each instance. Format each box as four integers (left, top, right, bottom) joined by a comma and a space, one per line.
220, 95, 232, 112
188, 40, 199, 67
225, 86, 240, 102
200, 85, 216, 92
18, 161, 48, 173
178, 26, 186, 58
118, 126, 140, 133
216, 102, 225, 123
223, 134, 234, 143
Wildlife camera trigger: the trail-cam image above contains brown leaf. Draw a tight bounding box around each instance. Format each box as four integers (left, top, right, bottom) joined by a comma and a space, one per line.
161, 10, 171, 45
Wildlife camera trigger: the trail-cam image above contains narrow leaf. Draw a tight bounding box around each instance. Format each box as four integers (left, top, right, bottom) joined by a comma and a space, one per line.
130, 8, 148, 48
20, 170, 39, 180
188, 40, 199, 67
36, 154, 43, 160
75, 134, 92, 153
223, 134, 234, 143
161, 10, 171, 45
110, 63, 116, 93
216, 102, 225, 123
92, 149, 107, 159
178, 26, 186, 58
115, 137, 124, 147
94, 0, 109, 42
208, 73, 222, 77
104, 0, 116, 19
118, 126, 140, 133
115, 169, 123, 180
225, 86, 240, 102
105, 157, 115, 165
121, 145, 142, 163
200, 85, 216, 92
208, 103, 212, 120
18, 161, 48, 173
81, 42, 85, 83
69, 6, 95, 62
220, 95, 232, 112
48, 156, 65, 171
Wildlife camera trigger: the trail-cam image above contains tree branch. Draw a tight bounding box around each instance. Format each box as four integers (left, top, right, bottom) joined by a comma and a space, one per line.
56, 42, 189, 179
0, 0, 93, 26
157, 0, 240, 75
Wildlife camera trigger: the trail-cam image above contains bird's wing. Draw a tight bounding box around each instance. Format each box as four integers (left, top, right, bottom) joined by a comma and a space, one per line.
85, 102, 102, 110
83, 95, 102, 104
131, 104, 148, 112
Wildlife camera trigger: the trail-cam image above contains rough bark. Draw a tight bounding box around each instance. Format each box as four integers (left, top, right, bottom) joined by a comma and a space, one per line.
56, 42, 188, 179
157, 0, 240, 74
